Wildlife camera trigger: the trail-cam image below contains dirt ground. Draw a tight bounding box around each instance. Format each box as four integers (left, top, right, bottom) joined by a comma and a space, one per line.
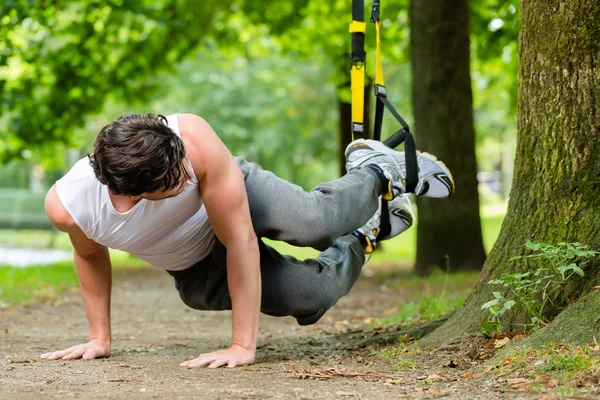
1, 266, 546, 399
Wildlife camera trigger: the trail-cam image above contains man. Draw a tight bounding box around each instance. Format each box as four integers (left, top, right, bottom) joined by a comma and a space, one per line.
41, 113, 453, 368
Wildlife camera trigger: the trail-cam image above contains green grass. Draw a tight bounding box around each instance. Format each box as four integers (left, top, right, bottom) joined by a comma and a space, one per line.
0, 261, 79, 306
0, 250, 148, 307
373, 269, 480, 328
377, 344, 420, 370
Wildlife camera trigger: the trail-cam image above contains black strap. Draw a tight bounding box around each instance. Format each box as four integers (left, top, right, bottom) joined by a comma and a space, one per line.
376, 90, 418, 193
352, 0, 364, 21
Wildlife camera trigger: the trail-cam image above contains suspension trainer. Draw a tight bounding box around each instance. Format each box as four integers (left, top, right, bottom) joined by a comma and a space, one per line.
349, 0, 419, 238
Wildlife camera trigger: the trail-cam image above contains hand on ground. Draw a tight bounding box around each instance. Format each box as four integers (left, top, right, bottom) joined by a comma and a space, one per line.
180, 344, 255, 368
40, 339, 110, 361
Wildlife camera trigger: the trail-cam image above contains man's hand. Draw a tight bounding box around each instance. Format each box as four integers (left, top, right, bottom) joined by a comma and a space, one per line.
180, 344, 255, 368
40, 339, 110, 361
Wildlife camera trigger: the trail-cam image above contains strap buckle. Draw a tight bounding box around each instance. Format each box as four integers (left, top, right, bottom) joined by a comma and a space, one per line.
352, 122, 364, 133
374, 84, 387, 97
370, 1, 380, 23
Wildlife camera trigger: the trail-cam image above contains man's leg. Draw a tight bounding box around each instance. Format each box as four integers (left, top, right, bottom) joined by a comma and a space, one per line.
169, 235, 365, 326
236, 157, 382, 251
236, 141, 453, 251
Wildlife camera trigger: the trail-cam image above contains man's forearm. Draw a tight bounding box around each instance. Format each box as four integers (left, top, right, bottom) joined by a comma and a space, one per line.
226, 235, 261, 352
74, 248, 112, 345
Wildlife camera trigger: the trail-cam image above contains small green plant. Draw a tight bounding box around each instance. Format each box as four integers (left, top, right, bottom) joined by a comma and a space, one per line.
481, 241, 599, 334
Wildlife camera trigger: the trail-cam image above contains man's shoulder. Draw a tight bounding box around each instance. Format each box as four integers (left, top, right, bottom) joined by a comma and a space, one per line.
45, 184, 77, 232
53, 157, 103, 233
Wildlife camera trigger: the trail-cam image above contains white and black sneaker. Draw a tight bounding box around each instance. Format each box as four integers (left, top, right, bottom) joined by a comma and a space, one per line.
352, 195, 415, 254
413, 151, 455, 199
345, 139, 407, 199
345, 139, 455, 199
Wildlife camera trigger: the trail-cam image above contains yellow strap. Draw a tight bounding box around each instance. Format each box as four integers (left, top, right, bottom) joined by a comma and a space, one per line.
350, 20, 366, 138
375, 21, 385, 86
349, 21, 366, 33
351, 65, 365, 126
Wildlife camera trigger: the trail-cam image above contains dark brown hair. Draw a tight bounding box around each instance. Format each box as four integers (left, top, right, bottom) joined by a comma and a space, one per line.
88, 113, 188, 196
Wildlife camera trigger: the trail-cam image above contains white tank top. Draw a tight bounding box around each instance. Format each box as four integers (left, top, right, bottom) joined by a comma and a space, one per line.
55, 114, 215, 271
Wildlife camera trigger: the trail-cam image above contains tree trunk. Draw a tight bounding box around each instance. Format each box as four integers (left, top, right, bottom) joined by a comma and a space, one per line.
410, 0, 486, 274
421, 0, 600, 346
338, 78, 372, 177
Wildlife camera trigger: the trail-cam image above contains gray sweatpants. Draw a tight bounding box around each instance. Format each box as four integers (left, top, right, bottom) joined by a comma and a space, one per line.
168, 157, 382, 325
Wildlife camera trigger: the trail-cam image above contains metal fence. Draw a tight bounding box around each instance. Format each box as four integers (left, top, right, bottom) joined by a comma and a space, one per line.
0, 189, 54, 230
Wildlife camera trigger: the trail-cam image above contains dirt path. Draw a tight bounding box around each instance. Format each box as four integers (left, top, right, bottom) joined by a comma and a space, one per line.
1, 266, 538, 399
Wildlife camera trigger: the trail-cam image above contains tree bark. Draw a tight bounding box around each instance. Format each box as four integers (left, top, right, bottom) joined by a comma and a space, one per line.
410, 0, 486, 274
421, 0, 600, 346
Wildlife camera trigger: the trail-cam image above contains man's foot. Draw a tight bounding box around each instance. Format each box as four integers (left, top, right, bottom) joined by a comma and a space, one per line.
345, 139, 455, 199
352, 195, 414, 254
345, 139, 407, 199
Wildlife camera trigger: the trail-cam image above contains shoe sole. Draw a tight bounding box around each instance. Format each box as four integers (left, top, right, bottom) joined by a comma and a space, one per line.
416, 151, 455, 197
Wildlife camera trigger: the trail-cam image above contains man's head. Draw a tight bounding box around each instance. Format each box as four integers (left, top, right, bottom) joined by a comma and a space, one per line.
89, 113, 190, 199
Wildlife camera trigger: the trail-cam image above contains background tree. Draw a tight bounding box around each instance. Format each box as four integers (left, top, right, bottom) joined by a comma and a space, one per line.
410, 0, 486, 274
422, 0, 600, 345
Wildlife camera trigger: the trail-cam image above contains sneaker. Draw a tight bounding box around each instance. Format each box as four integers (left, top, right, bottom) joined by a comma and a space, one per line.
345, 139, 455, 199
353, 195, 415, 254
413, 151, 455, 199
345, 139, 407, 199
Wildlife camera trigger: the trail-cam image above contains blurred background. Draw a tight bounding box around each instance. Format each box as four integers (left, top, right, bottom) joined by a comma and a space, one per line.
0, 0, 518, 304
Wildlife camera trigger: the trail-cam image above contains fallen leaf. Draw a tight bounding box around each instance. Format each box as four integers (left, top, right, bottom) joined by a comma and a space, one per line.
462, 371, 473, 379
506, 378, 532, 388
425, 374, 445, 382
548, 378, 558, 388
416, 375, 428, 380
415, 387, 429, 392
512, 334, 525, 340
494, 337, 510, 349
535, 396, 554, 400
385, 378, 405, 385
534, 374, 549, 382
503, 358, 513, 365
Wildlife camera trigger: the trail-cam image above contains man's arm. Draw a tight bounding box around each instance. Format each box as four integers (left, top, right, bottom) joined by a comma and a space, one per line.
40, 185, 112, 360
179, 114, 261, 368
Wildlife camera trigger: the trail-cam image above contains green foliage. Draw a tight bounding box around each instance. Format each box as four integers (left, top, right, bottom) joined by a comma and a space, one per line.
0, 0, 233, 162
143, 40, 340, 189
0, 250, 146, 306
378, 293, 465, 327
481, 241, 600, 333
